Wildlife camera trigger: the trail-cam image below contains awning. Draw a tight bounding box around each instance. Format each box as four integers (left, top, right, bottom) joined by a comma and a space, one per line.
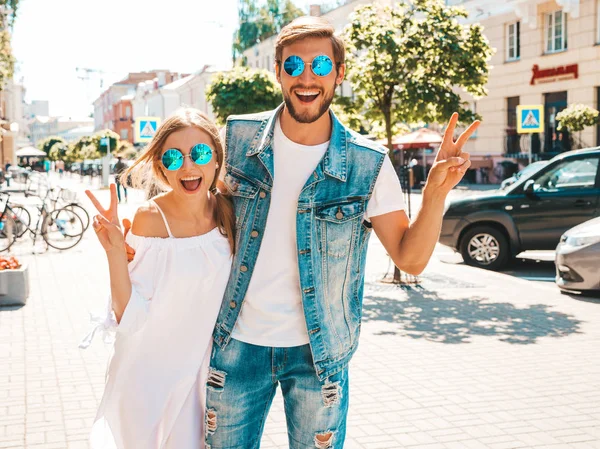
16, 146, 47, 157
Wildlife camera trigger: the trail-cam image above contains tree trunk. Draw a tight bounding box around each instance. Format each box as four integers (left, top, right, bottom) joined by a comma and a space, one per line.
382, 108, 403, 284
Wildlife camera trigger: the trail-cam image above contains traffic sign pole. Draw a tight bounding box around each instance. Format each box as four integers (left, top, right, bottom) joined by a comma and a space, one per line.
516, 105, 544, 165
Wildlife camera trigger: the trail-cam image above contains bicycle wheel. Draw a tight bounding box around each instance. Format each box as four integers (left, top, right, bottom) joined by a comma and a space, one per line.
9, 205, 31, 238
64, 203, 90, 231
42, 208, 85, 250
0, 213, 16, 252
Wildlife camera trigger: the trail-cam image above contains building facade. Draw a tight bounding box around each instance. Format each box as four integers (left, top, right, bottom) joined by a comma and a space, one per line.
92, 71, 182, 136
459, 0, 600, 178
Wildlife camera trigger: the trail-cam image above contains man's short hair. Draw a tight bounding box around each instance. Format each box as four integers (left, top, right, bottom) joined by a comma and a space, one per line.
275, 16, 345, 71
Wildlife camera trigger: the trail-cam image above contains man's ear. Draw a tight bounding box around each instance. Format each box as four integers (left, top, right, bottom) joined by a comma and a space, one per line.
275, 62, 282, 84
336, 63, 346, 85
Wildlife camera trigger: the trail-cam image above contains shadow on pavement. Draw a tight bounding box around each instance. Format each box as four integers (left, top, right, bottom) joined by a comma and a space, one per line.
0, 304, 25, 312
361, 283, 582, 345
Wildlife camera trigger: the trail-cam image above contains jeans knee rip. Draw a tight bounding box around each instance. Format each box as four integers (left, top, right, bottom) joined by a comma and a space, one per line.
207, 367, 226, 391
205, 409, 217, 436
315, 430, 335, 448
321, 381, 341, 408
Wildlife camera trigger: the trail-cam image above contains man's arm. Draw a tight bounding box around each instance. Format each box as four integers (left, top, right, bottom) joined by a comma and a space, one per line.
371, 113, 479, 275
371, 187, 446, 275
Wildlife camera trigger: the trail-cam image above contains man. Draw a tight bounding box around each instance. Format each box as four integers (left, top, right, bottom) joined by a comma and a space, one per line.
206, 16, 478, 448
113, 156, 128, 203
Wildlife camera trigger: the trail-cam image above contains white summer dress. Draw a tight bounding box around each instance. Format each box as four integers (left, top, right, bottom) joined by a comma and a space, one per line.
80, 200, 232, 449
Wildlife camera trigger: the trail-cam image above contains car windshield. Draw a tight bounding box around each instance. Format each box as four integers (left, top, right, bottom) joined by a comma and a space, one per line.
516, 162, 545, 179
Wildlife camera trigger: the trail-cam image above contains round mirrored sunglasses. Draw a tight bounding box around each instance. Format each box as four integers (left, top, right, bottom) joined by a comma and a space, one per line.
283, 55, 334, 77
161, 143, 213, 171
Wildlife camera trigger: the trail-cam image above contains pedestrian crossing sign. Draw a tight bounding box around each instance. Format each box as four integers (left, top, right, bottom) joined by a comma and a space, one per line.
517, 105, 544, 134
135, 117, 161, 143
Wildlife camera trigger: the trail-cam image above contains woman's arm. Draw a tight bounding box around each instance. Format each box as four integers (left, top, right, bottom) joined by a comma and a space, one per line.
92, 214, 132, 323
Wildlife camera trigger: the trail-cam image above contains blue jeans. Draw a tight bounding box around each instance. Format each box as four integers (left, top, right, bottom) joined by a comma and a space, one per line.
205, 338, 349, 449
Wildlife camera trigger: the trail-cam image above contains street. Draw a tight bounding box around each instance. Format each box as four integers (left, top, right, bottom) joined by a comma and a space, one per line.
1, 175, 599, 449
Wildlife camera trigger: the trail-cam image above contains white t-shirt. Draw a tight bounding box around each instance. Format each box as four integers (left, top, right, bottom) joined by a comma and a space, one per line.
225, 119, 406, 347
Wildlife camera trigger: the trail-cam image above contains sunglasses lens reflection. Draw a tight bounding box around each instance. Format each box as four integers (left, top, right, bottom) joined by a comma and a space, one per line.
284, 55, 305, 77
312, 55, 333, 77
191, 144, 213, 165
162, 149, 184, 171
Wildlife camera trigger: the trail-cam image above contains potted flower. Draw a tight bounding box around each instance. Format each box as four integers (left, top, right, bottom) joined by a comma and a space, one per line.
0, 256, 29, 306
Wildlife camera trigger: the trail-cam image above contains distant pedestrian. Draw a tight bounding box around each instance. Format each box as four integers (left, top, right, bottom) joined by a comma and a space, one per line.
114, 157, 128, 203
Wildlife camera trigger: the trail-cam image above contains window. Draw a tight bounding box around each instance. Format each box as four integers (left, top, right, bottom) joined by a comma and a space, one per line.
125, 106, 131, 118
506, 97, 520, 155
597, 0, 600, 43
120, 129, 129, 140
507, 22, 520, 61
507, 97, 519, 129
535, 157, 599, 192
545, 10, 567, 53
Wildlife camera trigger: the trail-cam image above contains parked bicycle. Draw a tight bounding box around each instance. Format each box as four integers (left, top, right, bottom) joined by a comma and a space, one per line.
21, 173, 90, 232
0, 188, 86, 252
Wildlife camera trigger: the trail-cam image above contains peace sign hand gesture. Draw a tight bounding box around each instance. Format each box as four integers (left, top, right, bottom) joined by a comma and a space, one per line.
425, 113, 480, 195
85, 184, 133, 258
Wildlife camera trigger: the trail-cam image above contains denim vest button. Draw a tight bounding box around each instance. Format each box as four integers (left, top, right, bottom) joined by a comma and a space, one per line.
229, 301, 237, 309
336, 211, 343, 220
259, 191, 266, 199
240, 265, 248, 272
251, 230, 259, 238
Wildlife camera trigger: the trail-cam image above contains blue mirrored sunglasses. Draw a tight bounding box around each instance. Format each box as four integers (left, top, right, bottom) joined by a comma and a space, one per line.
161, 143, 213, 171
283, 55, 334, 77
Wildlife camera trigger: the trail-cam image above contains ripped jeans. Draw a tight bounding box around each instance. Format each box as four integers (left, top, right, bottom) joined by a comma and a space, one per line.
205, 338, 349, 449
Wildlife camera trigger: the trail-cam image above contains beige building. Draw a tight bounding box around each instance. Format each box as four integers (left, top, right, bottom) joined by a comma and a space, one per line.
458, 0, 600, 180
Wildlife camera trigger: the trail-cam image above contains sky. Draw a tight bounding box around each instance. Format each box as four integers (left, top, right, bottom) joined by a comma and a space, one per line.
12, 0, 322, 118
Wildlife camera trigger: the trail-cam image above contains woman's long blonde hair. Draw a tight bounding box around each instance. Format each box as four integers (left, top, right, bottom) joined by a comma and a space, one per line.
122, 108, 235, 252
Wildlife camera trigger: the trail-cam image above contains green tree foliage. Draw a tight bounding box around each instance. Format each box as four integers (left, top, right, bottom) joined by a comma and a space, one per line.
0, 1, 19, 90
37, 136, 66, 156
206, 67, 282, 125
344, 0, 493, 158
69, 130, 121, 162
117, 140, 137, 160
48, 141, 68, 162
330, 95, 366, 133
233, 0, 304, 61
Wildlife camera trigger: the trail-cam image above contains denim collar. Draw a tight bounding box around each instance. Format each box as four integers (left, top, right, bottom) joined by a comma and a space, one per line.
246, 103, 348, 182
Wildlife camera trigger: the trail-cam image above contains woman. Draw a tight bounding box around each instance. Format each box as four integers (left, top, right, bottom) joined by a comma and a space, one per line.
80, 109, 235, 449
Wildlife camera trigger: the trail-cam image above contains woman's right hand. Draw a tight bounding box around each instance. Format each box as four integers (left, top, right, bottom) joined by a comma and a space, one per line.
93, 214, 125, 254
86, 184, 135, 259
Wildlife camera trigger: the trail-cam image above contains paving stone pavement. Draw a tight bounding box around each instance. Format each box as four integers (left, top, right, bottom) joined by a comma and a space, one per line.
1, 175, 599, 449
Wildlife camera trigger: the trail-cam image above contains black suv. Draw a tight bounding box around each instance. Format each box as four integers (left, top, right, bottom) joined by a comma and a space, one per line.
440, 147, 600, 270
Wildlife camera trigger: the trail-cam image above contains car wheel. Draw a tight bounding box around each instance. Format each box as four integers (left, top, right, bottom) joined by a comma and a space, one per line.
460, 226, 511, 271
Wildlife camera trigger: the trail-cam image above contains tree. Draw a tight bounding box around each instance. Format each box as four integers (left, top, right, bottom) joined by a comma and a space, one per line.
37, 136, 66, 156
117, 140, 137, 160
206, 67, 282, 125
344, 0, 493, 164
71, 130, 120, 162
232, 0, 304, 61
48, 141, 68, 162
556, 104, 599, 148
0, 1, 19, 90
330, 95, 367, 134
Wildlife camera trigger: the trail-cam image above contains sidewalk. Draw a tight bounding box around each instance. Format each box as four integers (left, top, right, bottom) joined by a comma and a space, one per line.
1, 176, 599, 448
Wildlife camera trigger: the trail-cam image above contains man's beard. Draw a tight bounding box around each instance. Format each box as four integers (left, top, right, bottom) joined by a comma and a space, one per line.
283, 85, 335, 124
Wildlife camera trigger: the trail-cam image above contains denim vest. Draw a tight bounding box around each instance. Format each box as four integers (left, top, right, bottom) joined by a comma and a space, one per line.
213, 104, 387, 380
